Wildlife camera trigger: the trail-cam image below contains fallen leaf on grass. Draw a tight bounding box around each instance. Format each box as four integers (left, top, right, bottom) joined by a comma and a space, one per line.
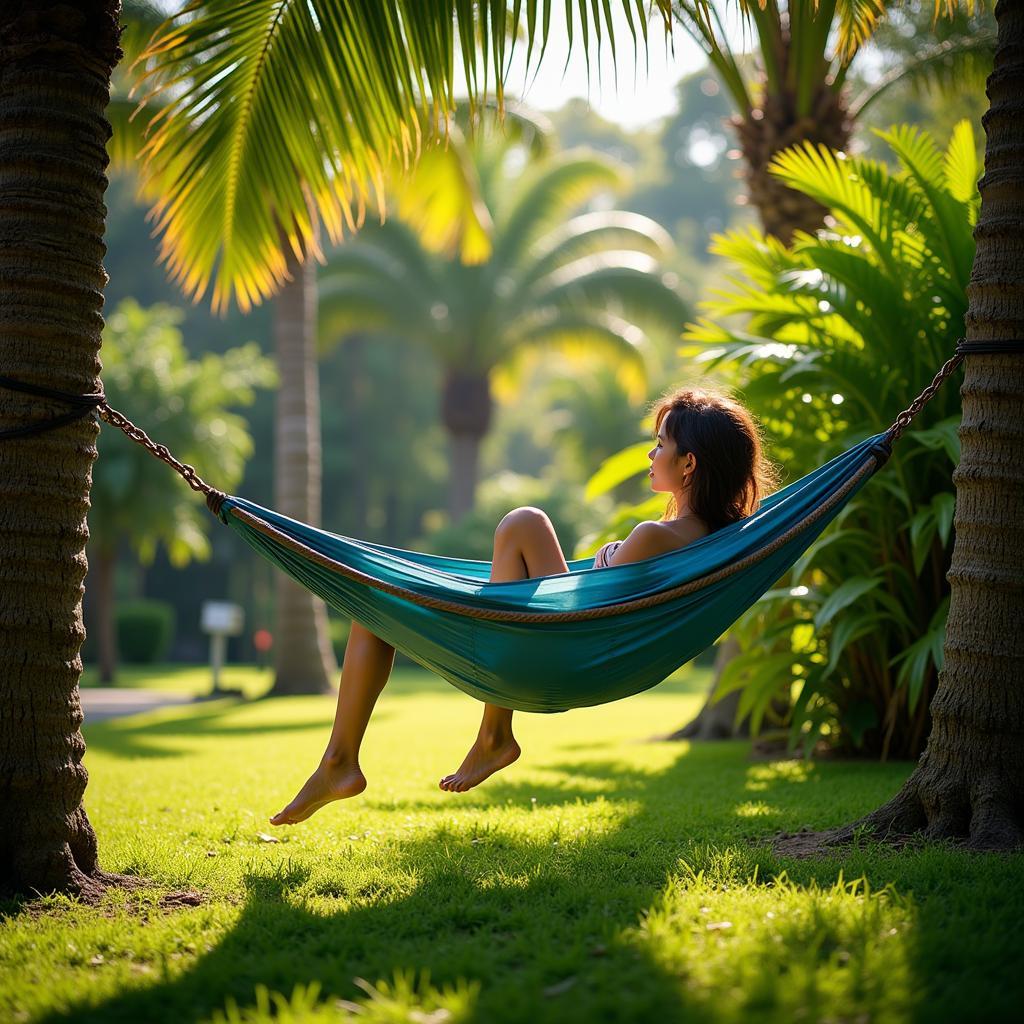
256, 832, 280, 843
543, 976, 577, 997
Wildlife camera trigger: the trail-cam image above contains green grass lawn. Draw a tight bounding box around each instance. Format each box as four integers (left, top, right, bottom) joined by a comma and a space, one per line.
3, 665, 1023, 1024
79, 663, 274, 699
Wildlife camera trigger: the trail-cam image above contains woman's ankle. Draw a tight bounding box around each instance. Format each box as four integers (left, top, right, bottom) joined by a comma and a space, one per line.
478, 727, 516, 749
323, 746, 358, 768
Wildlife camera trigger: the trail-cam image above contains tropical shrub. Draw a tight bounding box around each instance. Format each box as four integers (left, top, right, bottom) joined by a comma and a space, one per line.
420, 471, 598, 563
589, 121, 977, 758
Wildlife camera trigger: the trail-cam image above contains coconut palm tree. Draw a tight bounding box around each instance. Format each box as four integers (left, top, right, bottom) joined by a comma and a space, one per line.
778, 0, 1023, 853
672, 0, 995, 242
318, 138, 689, 521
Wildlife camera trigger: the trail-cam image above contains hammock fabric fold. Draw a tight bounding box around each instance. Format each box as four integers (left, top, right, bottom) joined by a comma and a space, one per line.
215, 432, 891, 713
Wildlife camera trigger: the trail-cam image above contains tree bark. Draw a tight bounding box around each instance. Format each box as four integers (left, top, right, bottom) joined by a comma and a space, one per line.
268, 237, 337, 696
778, 0, 1024, 854
664, 638, 750, 741
94, 545, 117, 683
734, 79, 851, 245
0, 0, 124, 898
441, 369, 492, 523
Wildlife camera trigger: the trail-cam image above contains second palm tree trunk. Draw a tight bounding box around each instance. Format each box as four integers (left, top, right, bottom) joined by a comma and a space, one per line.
269, 240, 337, 695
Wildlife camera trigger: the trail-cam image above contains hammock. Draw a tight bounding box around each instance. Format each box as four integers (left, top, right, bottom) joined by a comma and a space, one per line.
1, 340, 985, 713
214, 432, 889, 712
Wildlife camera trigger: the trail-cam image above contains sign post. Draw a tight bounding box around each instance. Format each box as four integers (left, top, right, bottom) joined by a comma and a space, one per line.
200, 601, 244, 697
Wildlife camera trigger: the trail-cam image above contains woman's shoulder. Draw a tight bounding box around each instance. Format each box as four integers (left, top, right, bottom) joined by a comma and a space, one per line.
658, 515, 710, 548
613, 518, 707, 563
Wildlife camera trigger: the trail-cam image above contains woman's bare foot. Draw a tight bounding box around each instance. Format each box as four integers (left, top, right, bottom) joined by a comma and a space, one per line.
270, 757, 367, 825
439, 736, 521, 793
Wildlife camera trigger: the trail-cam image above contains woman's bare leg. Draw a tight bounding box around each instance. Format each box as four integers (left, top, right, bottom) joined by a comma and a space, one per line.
439, 507, 570, 793
270, 622, 395, 825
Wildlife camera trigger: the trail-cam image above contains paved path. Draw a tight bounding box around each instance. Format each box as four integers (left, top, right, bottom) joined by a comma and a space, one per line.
81, 688, 194, 722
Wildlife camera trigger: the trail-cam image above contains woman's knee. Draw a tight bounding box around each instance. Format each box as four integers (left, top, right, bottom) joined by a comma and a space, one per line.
495, 505, 551, 542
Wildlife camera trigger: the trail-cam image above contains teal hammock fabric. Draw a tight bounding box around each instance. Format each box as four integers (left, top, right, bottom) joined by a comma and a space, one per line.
217, 432, 889, 713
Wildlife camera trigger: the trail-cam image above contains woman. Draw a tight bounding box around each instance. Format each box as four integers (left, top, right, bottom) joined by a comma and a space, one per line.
270, 384, 778, 825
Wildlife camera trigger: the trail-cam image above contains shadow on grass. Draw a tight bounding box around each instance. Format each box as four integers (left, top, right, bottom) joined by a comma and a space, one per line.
31, 734, 1024, 1024
82, 702, 381, 761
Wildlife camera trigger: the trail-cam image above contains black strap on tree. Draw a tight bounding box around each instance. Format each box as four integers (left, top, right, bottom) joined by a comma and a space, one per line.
0, 374, 106, 440
0, 337, 1019, 515
0, 372, 227, 515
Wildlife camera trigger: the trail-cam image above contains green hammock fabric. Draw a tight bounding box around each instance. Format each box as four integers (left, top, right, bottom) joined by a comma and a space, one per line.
216, 431, 890, 713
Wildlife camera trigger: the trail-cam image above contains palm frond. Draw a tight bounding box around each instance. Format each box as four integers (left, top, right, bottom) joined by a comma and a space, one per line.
136, 0, 670, 313
941, 118, 981, 208
524, 252, 689, 332
875, 123, 976, 286
500, 308, 649, 399
510, 210, 674, 299
492, 149, 629, 268
317, 274, 430, 348
850, 29, 995, 119
833, 0, 887, 63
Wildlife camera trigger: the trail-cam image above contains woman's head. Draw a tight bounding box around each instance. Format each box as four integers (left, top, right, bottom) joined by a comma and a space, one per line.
648, 384, 781, 532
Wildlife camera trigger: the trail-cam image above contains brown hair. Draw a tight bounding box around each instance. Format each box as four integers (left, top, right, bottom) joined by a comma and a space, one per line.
653, 383, 782, 533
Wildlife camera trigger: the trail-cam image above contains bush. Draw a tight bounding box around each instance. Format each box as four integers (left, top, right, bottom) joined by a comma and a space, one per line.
117, 599, 176, 663
419, 471, 596, 561
587, 122, 977, 758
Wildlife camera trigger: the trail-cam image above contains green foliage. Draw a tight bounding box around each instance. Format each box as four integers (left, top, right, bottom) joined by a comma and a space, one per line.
419, 471, 593, 561
3, 672, 1022, 1023
134, 1, 671, 312
116, 599, 176, 664
90, 299, 276, 567
318, 132, 689, 397
680, 121, 976, 758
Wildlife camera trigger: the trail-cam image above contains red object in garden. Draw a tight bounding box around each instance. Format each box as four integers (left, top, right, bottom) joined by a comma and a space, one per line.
253, 629, 273, 652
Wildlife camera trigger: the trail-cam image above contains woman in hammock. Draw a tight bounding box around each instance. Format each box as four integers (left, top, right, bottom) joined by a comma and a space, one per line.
270, 384, 778, 825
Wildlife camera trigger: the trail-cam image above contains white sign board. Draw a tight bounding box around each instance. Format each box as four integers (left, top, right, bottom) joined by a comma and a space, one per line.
201, 601, 244, 636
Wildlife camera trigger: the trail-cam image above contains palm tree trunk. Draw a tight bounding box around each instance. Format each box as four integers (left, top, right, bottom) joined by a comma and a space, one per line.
441, 369, 492, 523
268, 238, 337, 695
780, 0, 1024, 853
664, 638, 749, 740
94, 546, 118, 684
0, 0, 123, 898
679, 64, 851, 742
734, 76, 851, 244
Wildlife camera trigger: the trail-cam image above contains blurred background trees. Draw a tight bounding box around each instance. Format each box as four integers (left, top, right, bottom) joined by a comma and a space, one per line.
84, 301, 275, 682
91, 0, 996, 764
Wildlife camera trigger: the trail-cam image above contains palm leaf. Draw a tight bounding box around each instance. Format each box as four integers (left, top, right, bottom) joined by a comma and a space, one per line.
501, 308, 649, 399
513, 211, 674, 296
317, 275, 430, 346
850, 29, 995, 120
491, 150, 629, 268
584, 441, 651, 501
875, 123, 975, 286
833, 0, 887, 63
136, 0, 670, 312
524, 252, 689, 332
942, 118, 981, 206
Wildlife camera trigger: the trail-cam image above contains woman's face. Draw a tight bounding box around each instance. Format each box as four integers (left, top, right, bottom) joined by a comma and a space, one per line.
648, 418, 691, 493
